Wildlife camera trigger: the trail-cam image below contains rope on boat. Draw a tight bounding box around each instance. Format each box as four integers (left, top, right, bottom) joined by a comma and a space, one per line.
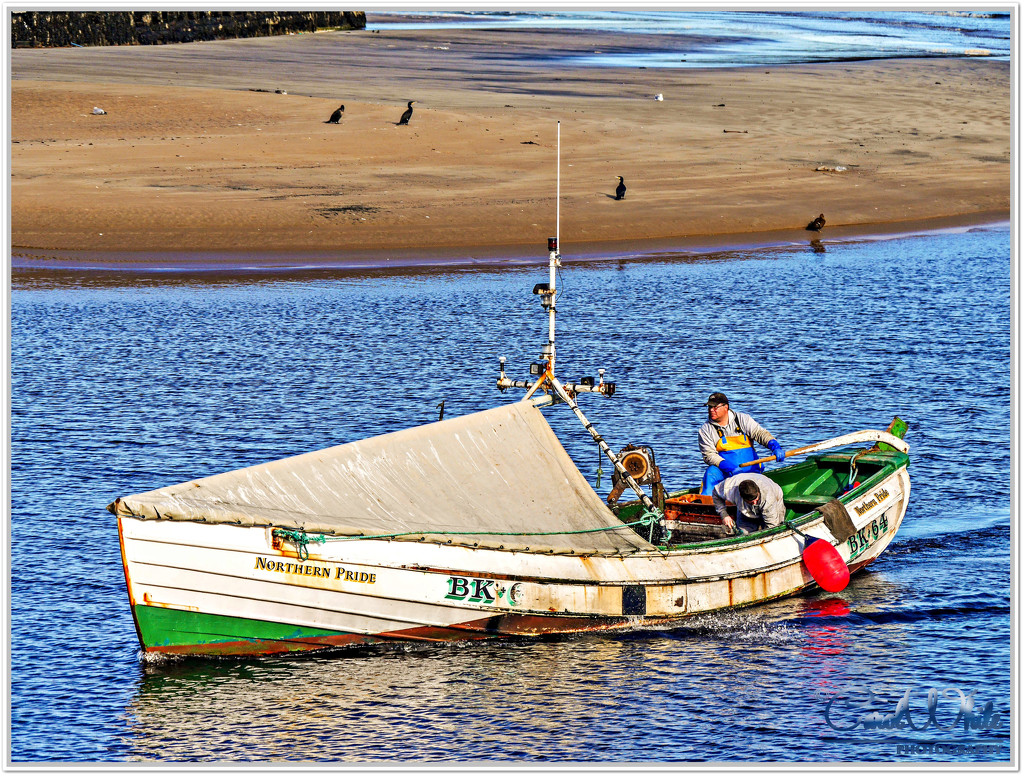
847, 449, 870, 488
272, 509, 664, 547
273, 528, 326, 561
639, 506, 663, 543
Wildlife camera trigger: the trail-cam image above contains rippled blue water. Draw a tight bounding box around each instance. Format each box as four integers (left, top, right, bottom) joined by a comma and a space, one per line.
369, 10, 1012, 65
9, 226, 1012, 763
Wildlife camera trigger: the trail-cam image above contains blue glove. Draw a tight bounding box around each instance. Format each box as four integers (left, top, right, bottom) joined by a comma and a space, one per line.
719, 459, 739, 476
768, 440, 785, 463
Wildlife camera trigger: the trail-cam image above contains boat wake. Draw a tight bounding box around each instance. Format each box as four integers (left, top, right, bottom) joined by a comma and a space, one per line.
625, 610, 801, 645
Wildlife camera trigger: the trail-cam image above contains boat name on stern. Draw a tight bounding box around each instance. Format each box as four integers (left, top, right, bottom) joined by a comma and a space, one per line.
852, 487, 890, 516
847, 514, 890, 561
446, 576, 522, 607
254, 557, 377, 584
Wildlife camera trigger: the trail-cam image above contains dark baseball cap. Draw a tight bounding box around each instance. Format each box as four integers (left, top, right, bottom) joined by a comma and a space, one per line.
704, 392, 729, 407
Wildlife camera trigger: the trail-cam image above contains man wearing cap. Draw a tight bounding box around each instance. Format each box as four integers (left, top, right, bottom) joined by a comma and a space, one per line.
712, 473, 786, 535
699, 392, 785, 495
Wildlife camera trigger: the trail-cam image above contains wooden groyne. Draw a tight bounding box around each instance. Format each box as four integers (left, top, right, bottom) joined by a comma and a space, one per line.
11, 11, 366, 48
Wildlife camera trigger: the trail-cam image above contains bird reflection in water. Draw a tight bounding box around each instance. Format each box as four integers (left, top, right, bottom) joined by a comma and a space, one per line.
810, 239, 826, 254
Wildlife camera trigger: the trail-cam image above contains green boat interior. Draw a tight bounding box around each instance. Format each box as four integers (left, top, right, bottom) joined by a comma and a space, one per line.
612, 443, 910, 548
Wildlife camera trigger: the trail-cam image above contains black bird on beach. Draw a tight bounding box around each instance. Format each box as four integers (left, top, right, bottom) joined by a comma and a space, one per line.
615, 176, 627, 200
806, 213, 826, 231
325, 105, 345, 124
397, 100, 416, 126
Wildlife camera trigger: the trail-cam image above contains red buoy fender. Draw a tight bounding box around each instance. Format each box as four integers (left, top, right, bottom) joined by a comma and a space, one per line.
802, 539, 851, 593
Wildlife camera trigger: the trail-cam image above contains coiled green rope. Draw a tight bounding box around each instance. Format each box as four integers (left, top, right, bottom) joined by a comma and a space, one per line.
639, 506, 662, 542
273, 528, 326, 561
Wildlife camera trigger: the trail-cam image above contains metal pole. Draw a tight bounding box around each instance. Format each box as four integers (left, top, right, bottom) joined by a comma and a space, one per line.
550, 121, 560, 372
549, 375, 656, 512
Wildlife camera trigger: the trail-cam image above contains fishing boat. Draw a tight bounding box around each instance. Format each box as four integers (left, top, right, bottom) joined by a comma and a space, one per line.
109, 127, 910, 658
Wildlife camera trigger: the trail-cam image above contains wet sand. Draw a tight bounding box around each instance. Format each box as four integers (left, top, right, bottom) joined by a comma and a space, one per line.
10, 26, 1011, 267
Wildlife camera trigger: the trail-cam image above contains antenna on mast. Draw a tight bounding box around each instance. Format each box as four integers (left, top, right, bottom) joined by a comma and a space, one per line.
493, 120, 658, 524
497, 120, 616, 404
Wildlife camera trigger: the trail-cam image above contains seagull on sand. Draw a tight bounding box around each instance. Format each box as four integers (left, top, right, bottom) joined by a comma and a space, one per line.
615, 176, 627, 201
325, 105, 345, 124
806, 213, 826, 231
397, 100, 416, 126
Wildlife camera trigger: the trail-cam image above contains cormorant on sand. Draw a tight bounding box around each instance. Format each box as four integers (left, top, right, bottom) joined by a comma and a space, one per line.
806, 213, 826, 231
615, 176, 626, 201
398, 100, 417, 126
325, 105, 345, 124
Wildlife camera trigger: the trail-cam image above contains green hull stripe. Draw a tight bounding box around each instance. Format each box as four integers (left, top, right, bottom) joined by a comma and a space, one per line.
133, 604, 347, 650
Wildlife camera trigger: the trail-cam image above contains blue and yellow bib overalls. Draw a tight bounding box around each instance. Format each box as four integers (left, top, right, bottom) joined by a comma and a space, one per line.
700, 425, 763, 495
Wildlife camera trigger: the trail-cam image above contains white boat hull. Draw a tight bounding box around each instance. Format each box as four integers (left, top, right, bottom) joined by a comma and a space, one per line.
118, 465, 910, 656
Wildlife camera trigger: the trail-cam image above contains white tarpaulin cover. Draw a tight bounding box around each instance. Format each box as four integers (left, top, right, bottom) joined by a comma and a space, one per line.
109, 401, 655, 555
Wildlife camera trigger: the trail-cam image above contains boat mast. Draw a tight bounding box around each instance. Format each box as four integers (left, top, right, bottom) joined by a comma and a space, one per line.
551, 119, 559, 372
496, 122, 658, 515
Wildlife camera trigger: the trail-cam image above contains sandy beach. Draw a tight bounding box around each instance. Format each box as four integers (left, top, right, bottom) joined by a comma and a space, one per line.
10, 26, 1011, 266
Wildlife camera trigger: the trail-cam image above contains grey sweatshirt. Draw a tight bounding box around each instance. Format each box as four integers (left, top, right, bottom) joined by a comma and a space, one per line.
698, 409, 776, 468
711, 472, 786, 531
